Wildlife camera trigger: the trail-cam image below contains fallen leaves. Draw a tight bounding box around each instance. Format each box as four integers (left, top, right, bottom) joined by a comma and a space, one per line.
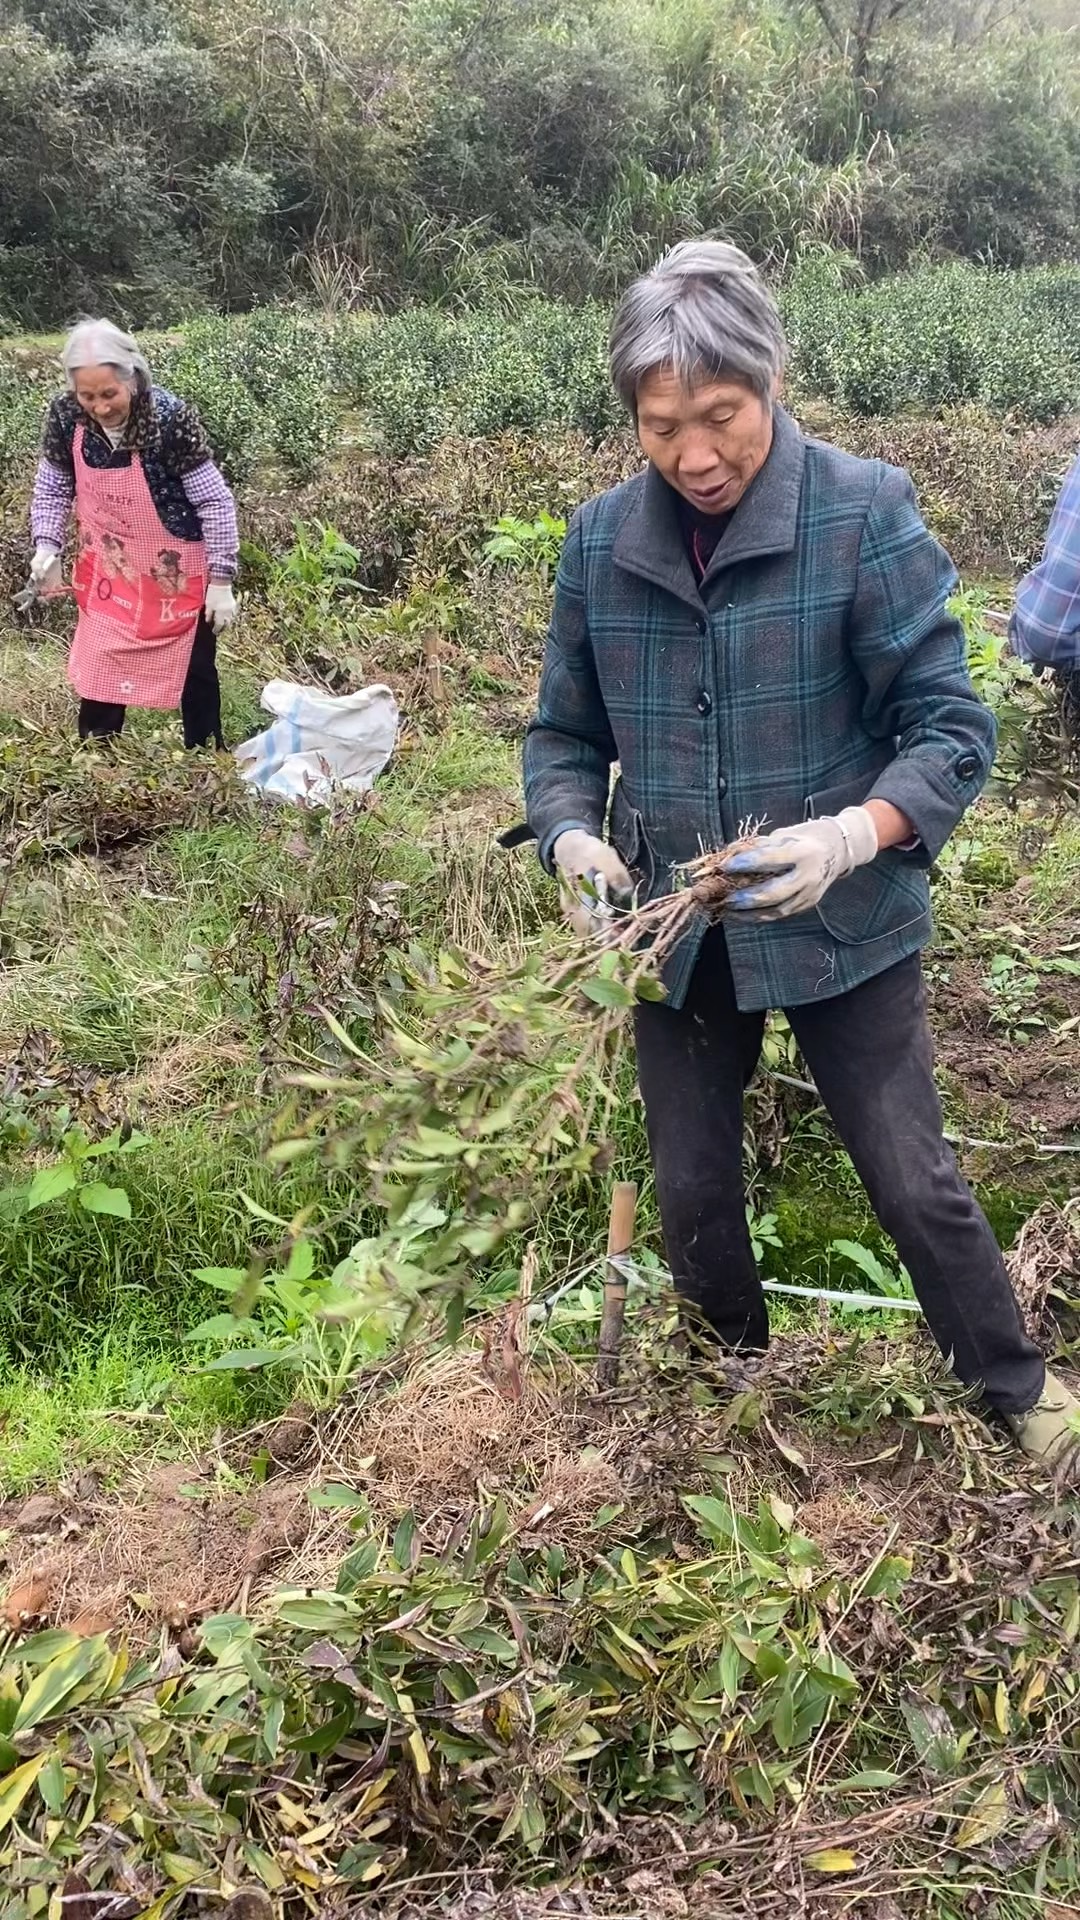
805, 1847, 858, 1874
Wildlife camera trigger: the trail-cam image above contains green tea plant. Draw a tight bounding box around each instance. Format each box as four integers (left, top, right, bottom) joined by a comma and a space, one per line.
268, 375, 334, 480
483, 512, 567, 581
249, 521, 366, 592
785, 261, 1080, 421
154, 344, 264, 485
241, 521, 377, 684
154, 310, 339, 483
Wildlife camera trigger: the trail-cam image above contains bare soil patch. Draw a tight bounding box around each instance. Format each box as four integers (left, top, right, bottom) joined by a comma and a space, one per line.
930, 951, 1080, 1139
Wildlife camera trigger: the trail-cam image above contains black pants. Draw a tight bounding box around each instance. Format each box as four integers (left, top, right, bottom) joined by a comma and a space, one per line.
635, 928, 1044, 1415
78, 617, 224, 748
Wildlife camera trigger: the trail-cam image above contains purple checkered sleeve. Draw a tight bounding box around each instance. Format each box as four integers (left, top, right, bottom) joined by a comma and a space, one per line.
181, 461, 239, 580
30, 458, 75, 552
1010, 454, 1080, 668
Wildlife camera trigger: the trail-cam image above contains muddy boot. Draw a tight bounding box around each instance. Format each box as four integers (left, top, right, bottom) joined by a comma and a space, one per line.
1006, 1368, 1080, 1463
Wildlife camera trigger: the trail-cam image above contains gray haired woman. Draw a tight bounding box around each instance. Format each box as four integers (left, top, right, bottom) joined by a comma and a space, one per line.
522, 237, 1076, 1462
27, 318, 239, 746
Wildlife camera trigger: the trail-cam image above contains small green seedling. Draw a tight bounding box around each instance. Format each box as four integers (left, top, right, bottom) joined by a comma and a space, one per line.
20, 1125, 151, 1222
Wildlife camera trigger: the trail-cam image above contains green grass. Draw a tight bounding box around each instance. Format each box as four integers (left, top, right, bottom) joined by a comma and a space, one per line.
0, 1327, 283, 1495
0, 659, 542, 1450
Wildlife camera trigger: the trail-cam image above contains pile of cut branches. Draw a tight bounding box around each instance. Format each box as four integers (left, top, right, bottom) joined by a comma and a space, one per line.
3, 1338, 1079, 1917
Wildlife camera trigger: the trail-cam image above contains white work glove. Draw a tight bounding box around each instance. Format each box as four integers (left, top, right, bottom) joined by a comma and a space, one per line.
204, 581, 238, 633
29, 545, 62, 593
552, 829, 633, 937
721, 808, 878, 921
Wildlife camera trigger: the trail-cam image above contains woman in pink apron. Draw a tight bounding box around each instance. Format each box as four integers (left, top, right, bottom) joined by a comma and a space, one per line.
25, 320, 239, 747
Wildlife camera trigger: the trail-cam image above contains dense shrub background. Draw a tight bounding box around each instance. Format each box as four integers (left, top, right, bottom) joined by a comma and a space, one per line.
1, 0, 1079, 329
6, 259, 1080, 471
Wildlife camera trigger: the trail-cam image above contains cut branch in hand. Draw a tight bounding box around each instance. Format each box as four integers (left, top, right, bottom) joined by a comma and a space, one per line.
276, 840, 749, 1334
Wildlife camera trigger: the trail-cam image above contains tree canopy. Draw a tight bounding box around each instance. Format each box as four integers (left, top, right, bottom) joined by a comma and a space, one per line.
1, 0, 1078, 327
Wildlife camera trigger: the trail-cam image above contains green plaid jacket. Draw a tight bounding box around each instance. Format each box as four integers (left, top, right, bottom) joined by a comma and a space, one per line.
523, 407, 995, 1012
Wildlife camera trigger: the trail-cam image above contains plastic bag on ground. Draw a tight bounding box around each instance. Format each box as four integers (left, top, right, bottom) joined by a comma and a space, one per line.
235, 680, 399, 805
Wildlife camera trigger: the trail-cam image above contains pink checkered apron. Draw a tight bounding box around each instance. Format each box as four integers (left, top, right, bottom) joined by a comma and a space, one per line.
68, 424, 207, 708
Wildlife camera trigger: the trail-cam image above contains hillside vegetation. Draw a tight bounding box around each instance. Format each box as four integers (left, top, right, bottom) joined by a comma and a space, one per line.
3, 0, 1080, 328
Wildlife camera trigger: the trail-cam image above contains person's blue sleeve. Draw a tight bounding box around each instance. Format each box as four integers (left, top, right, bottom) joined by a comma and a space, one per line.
1011, 456, 1080, 668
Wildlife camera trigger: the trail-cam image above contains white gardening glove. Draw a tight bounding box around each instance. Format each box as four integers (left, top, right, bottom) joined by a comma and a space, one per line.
204, 581, 238, 633
552, 829, 634, 937
721, 808, 878, 921
29, 545, 62, 593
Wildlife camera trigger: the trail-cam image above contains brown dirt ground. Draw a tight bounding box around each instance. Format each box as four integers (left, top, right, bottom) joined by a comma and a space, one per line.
925, 857, 1080, 1144
929, 949, 1080, 1139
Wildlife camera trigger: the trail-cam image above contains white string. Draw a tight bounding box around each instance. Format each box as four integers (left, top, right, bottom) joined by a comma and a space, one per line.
529, 1251, 923, 1319
760, 1277, 921, 1313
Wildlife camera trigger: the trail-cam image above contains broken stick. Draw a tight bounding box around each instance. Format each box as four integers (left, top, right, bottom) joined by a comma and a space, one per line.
597, 1181, 637, 1389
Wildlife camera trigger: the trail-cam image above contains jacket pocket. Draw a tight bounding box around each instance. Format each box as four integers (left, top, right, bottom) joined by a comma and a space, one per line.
806, 775, 930, 947
608, 779, 656, 893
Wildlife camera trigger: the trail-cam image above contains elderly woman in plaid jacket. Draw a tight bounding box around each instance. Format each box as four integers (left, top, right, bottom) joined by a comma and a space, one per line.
25, 319, 239, 748
524, 240, 1077, 1464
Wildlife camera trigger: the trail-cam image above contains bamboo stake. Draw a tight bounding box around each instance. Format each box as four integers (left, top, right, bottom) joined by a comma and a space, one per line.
597, 1181, 637, 1389
422, 631, 445, 707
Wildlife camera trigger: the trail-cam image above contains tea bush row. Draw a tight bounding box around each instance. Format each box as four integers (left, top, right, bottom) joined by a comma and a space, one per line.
1, 263, 1077, 488
145, 262, 1080, 460
786, 260, 1080, 423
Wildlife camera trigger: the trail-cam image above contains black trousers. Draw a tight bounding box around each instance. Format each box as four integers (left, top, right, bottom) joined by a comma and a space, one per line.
634, 928, 1044, 1415
78, 617, 223, 749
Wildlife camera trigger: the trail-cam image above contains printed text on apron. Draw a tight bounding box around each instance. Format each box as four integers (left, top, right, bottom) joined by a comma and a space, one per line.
68, 423, 207, 709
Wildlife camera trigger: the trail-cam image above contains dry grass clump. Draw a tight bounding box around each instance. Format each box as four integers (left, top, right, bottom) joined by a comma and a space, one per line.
0, 1463, 314, 1642
353, 1345, 623, 1533
797, 1489, 892, 1566
1004, 1201, 1080, 1340
0, 1330, 632, 1636
363, 1349, 554, 1506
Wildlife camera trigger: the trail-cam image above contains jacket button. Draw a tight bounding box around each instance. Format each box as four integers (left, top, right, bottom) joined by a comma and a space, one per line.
718, 775, 728, 799
956, 754, 978, 779
696, 617, 707, 634
696, 688, 712, 715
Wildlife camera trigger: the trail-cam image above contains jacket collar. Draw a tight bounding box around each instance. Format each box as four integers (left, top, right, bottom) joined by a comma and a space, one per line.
611, 404, 806, 608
